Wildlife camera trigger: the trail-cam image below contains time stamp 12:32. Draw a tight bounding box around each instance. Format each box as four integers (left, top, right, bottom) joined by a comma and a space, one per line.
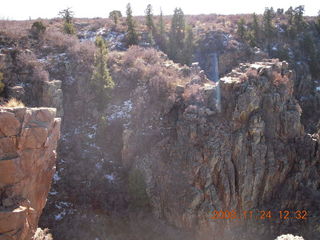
209, 210, 308, 221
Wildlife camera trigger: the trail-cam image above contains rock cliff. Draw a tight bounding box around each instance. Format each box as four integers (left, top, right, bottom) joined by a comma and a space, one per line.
34, 46, 319, 240
0, 107, 60, 240
119, 58, 320, 239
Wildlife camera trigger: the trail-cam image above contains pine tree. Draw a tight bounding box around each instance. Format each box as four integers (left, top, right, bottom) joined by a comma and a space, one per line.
109, 10, 122, 26
285, 6, 305, 39
126, 3, 138, 46
293, 5, 305, 33
157, 8, 167, 52
276, 8, 284, 15
263, 7, 275, 38
169, 8, 185, 62
237, 18, 246, 40
252, 13, 261, 44
285, 7, 294, 25
182, 25, 194, 66
145, 4, 156, 46
91, 36, 114, 110
145, 4, 155, 33
285, 6, 296, 38
262, 7, 275, 47
59, 8, 76, 35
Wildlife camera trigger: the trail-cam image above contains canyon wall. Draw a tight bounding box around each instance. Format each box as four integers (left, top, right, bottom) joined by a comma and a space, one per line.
35, 45, 319, 240
0, 107, 60, 240
120, 59, 320, 239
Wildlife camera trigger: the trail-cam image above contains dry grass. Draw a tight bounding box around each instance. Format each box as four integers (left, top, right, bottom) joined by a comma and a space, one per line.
1, 98, 25, 107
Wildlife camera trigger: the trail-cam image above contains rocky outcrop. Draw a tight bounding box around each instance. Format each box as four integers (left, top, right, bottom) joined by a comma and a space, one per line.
0, 107, 60, 240
121, 59, 320, 239
41, 80, 63, 117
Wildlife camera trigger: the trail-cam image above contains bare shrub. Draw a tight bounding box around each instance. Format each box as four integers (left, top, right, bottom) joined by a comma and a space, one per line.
68, 40, 95, 74
16, 51, 49, 82
0, 20, 31, 40
43, 28, 78, 50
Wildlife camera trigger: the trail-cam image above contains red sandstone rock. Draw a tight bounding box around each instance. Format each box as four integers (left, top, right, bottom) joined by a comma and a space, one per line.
0, 107, 60, 240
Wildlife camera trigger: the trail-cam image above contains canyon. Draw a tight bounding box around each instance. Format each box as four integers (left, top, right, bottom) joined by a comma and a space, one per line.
0, 12, 320, 240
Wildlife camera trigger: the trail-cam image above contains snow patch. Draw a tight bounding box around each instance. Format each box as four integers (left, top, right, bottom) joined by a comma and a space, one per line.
53, 172, 61, 182
95, 161, 103, 170
55, 209, 66, 221
49, 190, 58, 195
108, 100, 133, 121
104, 173, 115, 182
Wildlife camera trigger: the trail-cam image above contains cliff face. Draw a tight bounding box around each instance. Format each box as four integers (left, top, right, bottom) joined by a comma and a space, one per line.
34, 45, 320, 239
0, 107, 60, 240
120, 59, 320, 239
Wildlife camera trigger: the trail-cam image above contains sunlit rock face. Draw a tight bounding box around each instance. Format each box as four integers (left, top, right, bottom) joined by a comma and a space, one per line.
121, 59, 319, 239
0, 107, 60, 240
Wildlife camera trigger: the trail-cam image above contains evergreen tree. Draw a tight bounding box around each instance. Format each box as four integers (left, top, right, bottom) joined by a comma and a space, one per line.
293, 5, 305, 33
126, 3, 138, 46
262, 7, 275, 47
145, 4, 156, 46
145, 4, 155, 33
285, 6, 296, 38
182, 25, 194, 66
59, 8, 76, 35
276, 8, 284, 15
59, 8, 73, 24
91, 36, 114, 110
263, 7, 275, 38
252, 13, 261, 44
31, 21, 46, 39
237, 18, 246, 40
109, 10, 122, 26
285, 7, 294, 25
168, 8, 186, 63
157, 8, 167, 51
285, 6, 306, 39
